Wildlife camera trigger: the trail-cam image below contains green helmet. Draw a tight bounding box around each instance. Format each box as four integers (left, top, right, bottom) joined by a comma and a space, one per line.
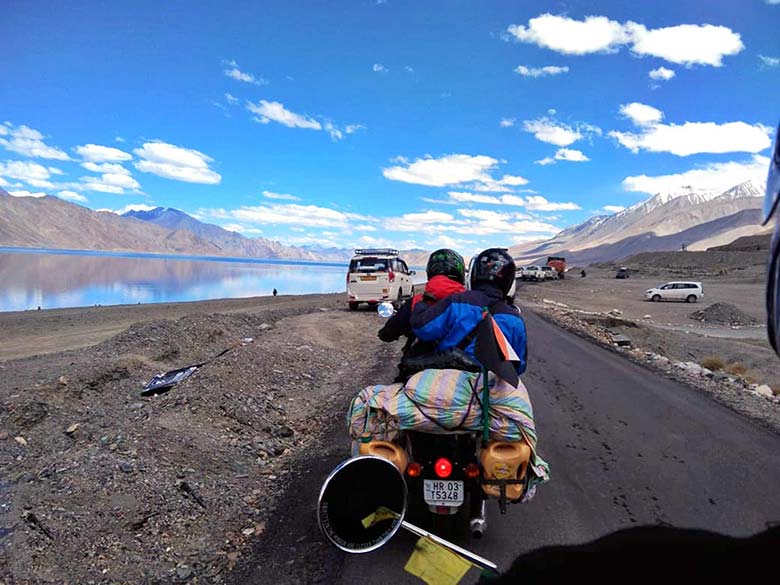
426, 248, 466, 284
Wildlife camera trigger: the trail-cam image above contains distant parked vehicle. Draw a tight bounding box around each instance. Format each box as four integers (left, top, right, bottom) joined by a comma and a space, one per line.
522, 265, 544, 281
546, 256, 566, 279
616, 267, 630, 279
346, 248, 415, 310
645, 282, 703, 303
540, 266, 557, 280
516, 266, 524, 279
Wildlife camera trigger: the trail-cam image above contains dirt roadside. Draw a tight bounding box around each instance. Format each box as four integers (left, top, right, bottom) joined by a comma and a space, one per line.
0, 294, 342, 362
0, 294, 401, 584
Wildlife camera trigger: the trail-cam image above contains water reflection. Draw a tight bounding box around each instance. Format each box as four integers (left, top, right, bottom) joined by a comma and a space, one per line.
0, 250, 348, 311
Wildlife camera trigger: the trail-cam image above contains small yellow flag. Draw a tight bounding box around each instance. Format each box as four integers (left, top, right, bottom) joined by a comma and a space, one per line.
361, 506, 399, 529
404, 536, 472, 585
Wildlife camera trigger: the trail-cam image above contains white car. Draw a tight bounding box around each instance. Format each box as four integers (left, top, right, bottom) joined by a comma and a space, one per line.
346, 248, 415, 310
645, 281, 703, 303
540, 266, 557, 280
522, 265, 544, 281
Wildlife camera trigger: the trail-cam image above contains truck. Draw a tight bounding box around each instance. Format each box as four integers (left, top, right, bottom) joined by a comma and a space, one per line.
546, 256, 566, 279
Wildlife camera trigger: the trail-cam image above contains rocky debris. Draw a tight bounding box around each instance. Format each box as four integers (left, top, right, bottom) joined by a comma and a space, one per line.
754, 385, 775, 398
0, 301, 375, 584
542, 298, 569, 308
689, 302, 758, 327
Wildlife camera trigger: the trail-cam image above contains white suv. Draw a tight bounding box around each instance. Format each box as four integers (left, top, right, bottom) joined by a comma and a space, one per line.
346, 249, 415, 310
645, 282, 703, 303
522, 266, 544, 281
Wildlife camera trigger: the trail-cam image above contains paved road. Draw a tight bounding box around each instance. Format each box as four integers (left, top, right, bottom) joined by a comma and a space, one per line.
335, 308, 780, 584
231, 307, 780, 585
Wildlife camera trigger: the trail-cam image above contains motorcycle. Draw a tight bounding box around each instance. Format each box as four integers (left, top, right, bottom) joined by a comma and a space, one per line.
364, 302, 531, 539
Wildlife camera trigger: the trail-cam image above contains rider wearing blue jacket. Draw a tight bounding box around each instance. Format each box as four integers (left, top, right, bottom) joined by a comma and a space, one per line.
410, 248, 527, 375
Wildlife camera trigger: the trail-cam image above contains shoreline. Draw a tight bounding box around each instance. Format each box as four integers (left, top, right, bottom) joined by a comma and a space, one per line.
0, 245, 351, 268
0, 293, 345, 361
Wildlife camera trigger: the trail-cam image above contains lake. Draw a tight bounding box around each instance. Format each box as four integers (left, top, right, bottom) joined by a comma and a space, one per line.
0, 247, 352, 312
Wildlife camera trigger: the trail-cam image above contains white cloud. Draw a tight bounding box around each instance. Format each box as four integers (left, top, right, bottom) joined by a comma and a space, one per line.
0, 160, 59, 189
445, 190, 579, 211
8, 190, 46, 198
514, 65, 569, 77
222, 223, 263, 235
522, 117, 583, 146
0, 124, 70, 160
404, 65, 414, 73
373, 63, 388, 73
344, 124, 365, 134
499, 174, 529, 186
553, 148, 590, 162
74, 144, 132, 163
81, 162, 131, 174
622, 155, 769, 194
354, 224, 377, 232
629, 23, 743, 67
523, 195, 581, 211
649, 67, 676, 81
205, 203, 375, 229
448, 191, 503, 205
133, 141, 221, 184
619, 102, 664, 126
247, 100, 322, 130
610, 120, 772, 156
114, 136, 125, 143
760, 55, 780, 67
507, 14, 743, 67
508, 14, 631, 55
500, 118, 515, 128
535, 157, 555, 166
603, 205, 625, 213
262, 190, 300, 201
382, 154, 500, 187
225, 93, 239, 105
57, 190, 87, 203
224, 60, 267, 85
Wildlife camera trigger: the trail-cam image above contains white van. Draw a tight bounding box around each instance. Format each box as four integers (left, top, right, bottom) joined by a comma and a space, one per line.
346, 249, 415, 310
645, 282, 703, 303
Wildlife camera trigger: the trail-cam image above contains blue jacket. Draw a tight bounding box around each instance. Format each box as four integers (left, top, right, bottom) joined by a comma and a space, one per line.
409, 285, 528, 374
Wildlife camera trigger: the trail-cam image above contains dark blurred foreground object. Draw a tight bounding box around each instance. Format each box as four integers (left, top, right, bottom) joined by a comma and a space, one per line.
272, 288, 278, 296
480, 524, 779, 584
764, 124, 780, 354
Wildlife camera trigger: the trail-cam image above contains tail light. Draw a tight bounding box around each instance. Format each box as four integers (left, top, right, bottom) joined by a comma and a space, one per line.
406, 462, 422, 477
465, 463, 480, 479
434, 457, 453, 479
388, 269, 395, 283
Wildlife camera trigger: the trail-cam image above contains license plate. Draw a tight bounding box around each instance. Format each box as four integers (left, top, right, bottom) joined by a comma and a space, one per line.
360, 275, 377, 281
423, 479, 464, 507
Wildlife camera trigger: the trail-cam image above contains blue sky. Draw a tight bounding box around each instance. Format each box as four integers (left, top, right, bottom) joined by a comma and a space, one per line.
2, 0, 778, 254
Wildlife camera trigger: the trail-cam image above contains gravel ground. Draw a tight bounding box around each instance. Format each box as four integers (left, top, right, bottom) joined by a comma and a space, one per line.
0, 298, 391, 584
689, 302, 758, 326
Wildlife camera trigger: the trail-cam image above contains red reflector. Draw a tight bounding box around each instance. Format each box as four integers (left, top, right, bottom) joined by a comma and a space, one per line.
434, 457, 453, 479
465, 463, 480, 479
388, 269, 395, 282
407, 462, 422, 477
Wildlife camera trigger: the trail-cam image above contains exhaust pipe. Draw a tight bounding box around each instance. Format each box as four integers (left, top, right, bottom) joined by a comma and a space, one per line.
469, 499, 487, 539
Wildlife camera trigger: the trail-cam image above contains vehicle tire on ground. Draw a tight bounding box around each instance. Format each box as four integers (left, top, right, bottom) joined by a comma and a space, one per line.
348, 302, 359, 311
652, 294, 661, 302
394, 288, 403, 309
686, 294, 697, 303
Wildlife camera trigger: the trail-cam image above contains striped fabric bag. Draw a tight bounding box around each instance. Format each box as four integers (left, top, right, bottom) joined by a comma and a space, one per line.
347, 369, 550, 494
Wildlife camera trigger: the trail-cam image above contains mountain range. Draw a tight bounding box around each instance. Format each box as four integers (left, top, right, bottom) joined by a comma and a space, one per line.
0, 178, 768, 268
0, 191, 431, 265
510, 179, 768, 265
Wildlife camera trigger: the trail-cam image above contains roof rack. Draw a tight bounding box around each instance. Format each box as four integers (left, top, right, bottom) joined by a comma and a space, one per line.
353, 248, 400, 256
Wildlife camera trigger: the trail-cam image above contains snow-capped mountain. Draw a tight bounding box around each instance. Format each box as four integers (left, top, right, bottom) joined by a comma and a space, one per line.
511, 179, 767, 265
